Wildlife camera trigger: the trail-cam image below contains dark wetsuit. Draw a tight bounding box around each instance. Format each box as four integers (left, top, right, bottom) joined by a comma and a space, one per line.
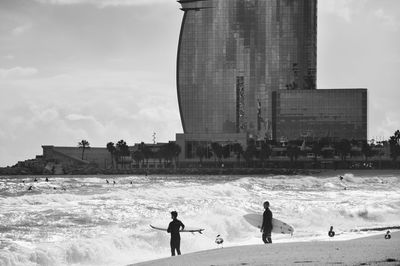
167, 219, 185, 256
261, 208, 273, 244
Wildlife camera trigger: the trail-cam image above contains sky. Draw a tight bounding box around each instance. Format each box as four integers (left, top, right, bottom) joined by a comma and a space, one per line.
0, 0, 399, 167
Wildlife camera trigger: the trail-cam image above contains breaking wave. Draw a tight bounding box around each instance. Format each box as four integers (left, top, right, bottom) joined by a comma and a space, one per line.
1, 172, 399, 265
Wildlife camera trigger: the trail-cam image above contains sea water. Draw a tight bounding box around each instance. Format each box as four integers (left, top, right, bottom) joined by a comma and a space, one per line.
0, 172, 399, 266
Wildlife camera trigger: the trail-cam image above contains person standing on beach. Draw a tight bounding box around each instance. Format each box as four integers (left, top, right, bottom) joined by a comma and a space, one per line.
261, 201, 273, 244
167, 211, 185, 256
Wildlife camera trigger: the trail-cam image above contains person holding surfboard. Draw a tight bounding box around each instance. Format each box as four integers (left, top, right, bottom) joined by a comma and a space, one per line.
261, 201, 273, 244
167, 211, 185, 256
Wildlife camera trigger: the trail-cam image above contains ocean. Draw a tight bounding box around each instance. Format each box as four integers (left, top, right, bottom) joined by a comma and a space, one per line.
1, 171, 399, 266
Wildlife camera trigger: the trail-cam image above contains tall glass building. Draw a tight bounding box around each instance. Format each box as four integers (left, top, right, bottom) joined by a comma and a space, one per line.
272, 89, 368, 141
177, 0, 317, 139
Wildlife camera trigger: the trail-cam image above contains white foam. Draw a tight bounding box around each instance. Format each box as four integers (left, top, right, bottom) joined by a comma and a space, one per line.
1, 173, 400, 265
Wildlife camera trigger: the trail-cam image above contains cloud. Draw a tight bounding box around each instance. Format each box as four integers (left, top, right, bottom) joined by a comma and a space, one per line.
0, 67, 38, 79
320, 0, 353, 22
66, 114, 96, 121
377, 113, 400, 140
0, 68, 182, 166
33, 108, 60, 123
33, 0, 169, 8
374, 9, 400, 31
319, 0, 368, 22
4, 55, 15, 60
12, 23, 32, 36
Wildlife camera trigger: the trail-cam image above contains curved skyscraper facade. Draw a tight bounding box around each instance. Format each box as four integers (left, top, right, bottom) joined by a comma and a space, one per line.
177, 0, 317, 139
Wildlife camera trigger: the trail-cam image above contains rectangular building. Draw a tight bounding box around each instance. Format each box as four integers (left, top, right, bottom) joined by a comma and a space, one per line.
272, 89, 367, 141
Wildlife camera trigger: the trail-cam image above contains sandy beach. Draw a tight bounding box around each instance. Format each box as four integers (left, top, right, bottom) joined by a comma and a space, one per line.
131, 231, 400, 266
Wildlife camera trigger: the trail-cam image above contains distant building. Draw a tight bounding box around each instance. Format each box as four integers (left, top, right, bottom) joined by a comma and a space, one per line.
177, 0, 317, 139
175, 0, 368, 161
41, 143, 172, 170
42, 146, 110, 168
272, 89, 367, 141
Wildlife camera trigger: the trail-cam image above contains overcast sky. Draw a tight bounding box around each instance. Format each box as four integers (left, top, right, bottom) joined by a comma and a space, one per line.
0, 0, 399, 166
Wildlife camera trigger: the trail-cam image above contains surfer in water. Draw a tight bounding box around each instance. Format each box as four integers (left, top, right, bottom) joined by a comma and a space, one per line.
261, 201, 273, 244
167, 211, 185, 256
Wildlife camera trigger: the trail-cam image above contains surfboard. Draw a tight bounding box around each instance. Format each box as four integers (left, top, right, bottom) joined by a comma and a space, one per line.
150, 224, 205, 234
243, 214, 294, 235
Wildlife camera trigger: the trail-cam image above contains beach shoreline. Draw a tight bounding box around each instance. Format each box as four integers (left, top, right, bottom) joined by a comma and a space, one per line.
130, 231, 400, 266
1, 169, 399, 179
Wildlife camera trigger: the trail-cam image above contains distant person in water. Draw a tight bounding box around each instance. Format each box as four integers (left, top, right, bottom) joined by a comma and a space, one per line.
45, 177, 49, 182
261, 201, 273, 244
34, 177, 38, 182
106, 179, 109, 184
328, 226, 335, 237
28, 185, 33, 191
167, 211, 185, 256
339, 176, 344, 181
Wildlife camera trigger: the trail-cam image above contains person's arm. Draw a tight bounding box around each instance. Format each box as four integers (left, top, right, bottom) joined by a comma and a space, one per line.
260, 212, 265, 232
180, 221, 185, 231
167, 222, 171, 233
269, 211, 273, 230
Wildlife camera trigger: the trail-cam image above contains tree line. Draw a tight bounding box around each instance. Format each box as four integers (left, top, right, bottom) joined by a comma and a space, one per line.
193, 130, 400, 167
106, 141, 181, 169
76, 130, 400, 168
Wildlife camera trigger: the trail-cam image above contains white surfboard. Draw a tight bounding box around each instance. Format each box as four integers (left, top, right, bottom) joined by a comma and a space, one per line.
150, 224, 205, 234
243, 214, 294, 235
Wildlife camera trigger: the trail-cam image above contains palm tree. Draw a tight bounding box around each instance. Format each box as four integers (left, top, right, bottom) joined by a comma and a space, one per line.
155, 146, 166, 168
389, 130, 400, 162
222, 145, 231, 159
211, 142, 223, 165
139, 142, 152, 168
232, 143, 243, 166
167, 142, 181, 168
243, 140, 257, 167
196, 146, 207, 164
335, 139, 351, 161
361, 140, 374, 162
259, 142, 272, 168
106, 142, 116, 168
116, 140, 130, 168
311, 141, 322, 164
286, 142, 300, 168
78, 139, 90, 160
132, 150, 144, 168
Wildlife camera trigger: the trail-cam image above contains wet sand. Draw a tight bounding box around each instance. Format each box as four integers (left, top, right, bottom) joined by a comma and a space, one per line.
130, 231, 400, 266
